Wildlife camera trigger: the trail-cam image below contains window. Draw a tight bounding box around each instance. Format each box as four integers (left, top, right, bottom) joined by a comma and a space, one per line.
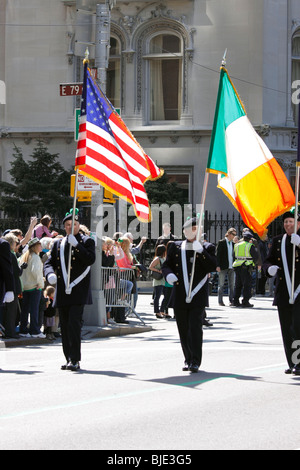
107, 37, 121, 110
167, 173, 190, 203
292, 32, 300, 125
144, 33, 183, 122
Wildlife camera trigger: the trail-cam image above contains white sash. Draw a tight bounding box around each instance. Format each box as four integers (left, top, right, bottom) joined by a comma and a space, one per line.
61, 237, 91, 295
181, 240, 208, 302
281, 234, 300, 305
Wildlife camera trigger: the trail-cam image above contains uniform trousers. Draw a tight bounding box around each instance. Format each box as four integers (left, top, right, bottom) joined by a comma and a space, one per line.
234, 265, 252, 304
174, 305, 204, 367
59, 305, 84, 363
277, 303, 300, 369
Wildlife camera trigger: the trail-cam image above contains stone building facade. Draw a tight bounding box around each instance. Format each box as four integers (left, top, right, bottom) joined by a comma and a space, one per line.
0, 0, 300, 228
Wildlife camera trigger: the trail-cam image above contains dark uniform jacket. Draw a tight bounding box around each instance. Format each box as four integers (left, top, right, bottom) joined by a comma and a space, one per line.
162, 240, 217, 309
44, 233, 96, 308
263, 233, 300, 306
0, 239, 15, 304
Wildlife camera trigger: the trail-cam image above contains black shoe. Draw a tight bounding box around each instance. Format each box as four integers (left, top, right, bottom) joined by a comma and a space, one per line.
67, 361, 81, 371
182, 362, 190, 371
292, 366, 300, 376
231, 303, 241, 308
203, 319, 213, 327
189, 363, 199, 373
285, 368, 292, 374
61, 362, 69, 370
218, 302, 225, 306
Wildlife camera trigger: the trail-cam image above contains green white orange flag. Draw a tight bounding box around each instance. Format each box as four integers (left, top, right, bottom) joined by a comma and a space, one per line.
207, 67, 295, 237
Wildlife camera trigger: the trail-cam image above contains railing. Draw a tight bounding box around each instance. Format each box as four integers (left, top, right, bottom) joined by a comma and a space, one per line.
100, 266, 146, 325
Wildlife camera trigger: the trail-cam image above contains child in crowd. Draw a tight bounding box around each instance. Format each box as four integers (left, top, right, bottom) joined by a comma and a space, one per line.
43, 286, 56, 340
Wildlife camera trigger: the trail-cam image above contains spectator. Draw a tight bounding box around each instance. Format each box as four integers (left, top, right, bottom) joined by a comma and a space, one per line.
149, 244, 166, 319
2, 234, 24, 338
10, 216, 38, 255
116, 237, 134, 323
116, 237, 135, 290
155, 222, 178, 248
0, 237, 15, 328
123, 232, 147, 308
19, 237, 45, 338
102, 237, 117, 324
32, 215, 58, 240
216, 228, 237, 306
40, 237, 53, 263
43, 286, 56, 340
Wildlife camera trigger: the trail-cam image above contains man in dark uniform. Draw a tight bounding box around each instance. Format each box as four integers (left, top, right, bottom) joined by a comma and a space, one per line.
44, 211, 96, 371
263, 210, 300, 375
162, 217, 217, 373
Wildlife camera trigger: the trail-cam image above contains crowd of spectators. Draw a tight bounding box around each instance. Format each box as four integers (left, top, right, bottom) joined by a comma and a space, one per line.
0, 215, 93, 340
0, 214, 275, 340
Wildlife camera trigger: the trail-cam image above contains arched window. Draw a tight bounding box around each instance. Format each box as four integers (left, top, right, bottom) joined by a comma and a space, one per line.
292, 31, 300, 125
107, 36, 121, 110
144, 33, 183, 122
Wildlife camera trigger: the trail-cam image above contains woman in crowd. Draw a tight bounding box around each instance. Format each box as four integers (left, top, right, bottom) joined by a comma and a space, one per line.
19, 237, 45, 338
116, 237, 135, 301
149, 244, 167, 319
2, 233, 24, 338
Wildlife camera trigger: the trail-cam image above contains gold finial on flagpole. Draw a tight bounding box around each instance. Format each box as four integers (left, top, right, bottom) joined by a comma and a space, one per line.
83, 48, 89, 64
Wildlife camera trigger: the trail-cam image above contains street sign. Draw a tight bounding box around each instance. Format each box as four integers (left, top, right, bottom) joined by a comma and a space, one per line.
75, 108, 81, 141
77, 173, 101, 191
60, 83, 83, 96
70, 172, 116, 203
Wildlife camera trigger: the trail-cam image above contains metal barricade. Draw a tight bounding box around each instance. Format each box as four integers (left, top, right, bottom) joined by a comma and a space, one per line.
100, 266, 146, 326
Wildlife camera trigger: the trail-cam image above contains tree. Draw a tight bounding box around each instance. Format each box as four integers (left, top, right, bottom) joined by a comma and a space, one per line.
0, 140, 73, 221
144, 171, 187, 206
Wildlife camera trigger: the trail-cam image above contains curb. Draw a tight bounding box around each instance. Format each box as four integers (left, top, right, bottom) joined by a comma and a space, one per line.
0, 323, 153, 348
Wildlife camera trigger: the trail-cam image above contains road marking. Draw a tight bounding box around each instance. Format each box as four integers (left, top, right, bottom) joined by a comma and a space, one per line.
0, 375, 238, 422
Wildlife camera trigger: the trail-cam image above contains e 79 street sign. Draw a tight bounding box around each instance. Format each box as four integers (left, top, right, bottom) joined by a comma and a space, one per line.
60, 83, 83, 96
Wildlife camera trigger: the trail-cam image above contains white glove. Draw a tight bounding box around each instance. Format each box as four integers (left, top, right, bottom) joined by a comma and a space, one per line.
3, 291, 14, 303
47, 273, 57, 285
68, 234, 78, 247
166, 273, 178, 285
268, 265, 279, 277
193, 241, 203, 253
291, 233, 300, 247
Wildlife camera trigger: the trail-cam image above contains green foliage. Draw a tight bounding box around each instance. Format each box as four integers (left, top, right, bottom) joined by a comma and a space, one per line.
145, 171, 187, 206
0, 140, 73, 220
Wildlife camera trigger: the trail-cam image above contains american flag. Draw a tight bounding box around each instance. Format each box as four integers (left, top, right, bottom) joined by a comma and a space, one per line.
75, 63, 163, 222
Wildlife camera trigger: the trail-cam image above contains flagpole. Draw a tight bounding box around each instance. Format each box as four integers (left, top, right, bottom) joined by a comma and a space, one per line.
186, 172, 210, 303
186, 51, 227, 303
66, 49, 89, 293
66, 168, 79, 292
291, 106, 300, 304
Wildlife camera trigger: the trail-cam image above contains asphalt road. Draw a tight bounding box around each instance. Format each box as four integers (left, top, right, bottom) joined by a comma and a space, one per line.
1, 295, 300, 451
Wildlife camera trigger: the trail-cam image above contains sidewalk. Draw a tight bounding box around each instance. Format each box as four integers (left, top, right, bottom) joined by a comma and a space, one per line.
0, 293, 157, 348
0, 293, 276, 348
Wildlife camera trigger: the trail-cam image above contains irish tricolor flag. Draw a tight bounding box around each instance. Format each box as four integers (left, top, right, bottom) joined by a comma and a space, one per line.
207, 67, 295, 237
